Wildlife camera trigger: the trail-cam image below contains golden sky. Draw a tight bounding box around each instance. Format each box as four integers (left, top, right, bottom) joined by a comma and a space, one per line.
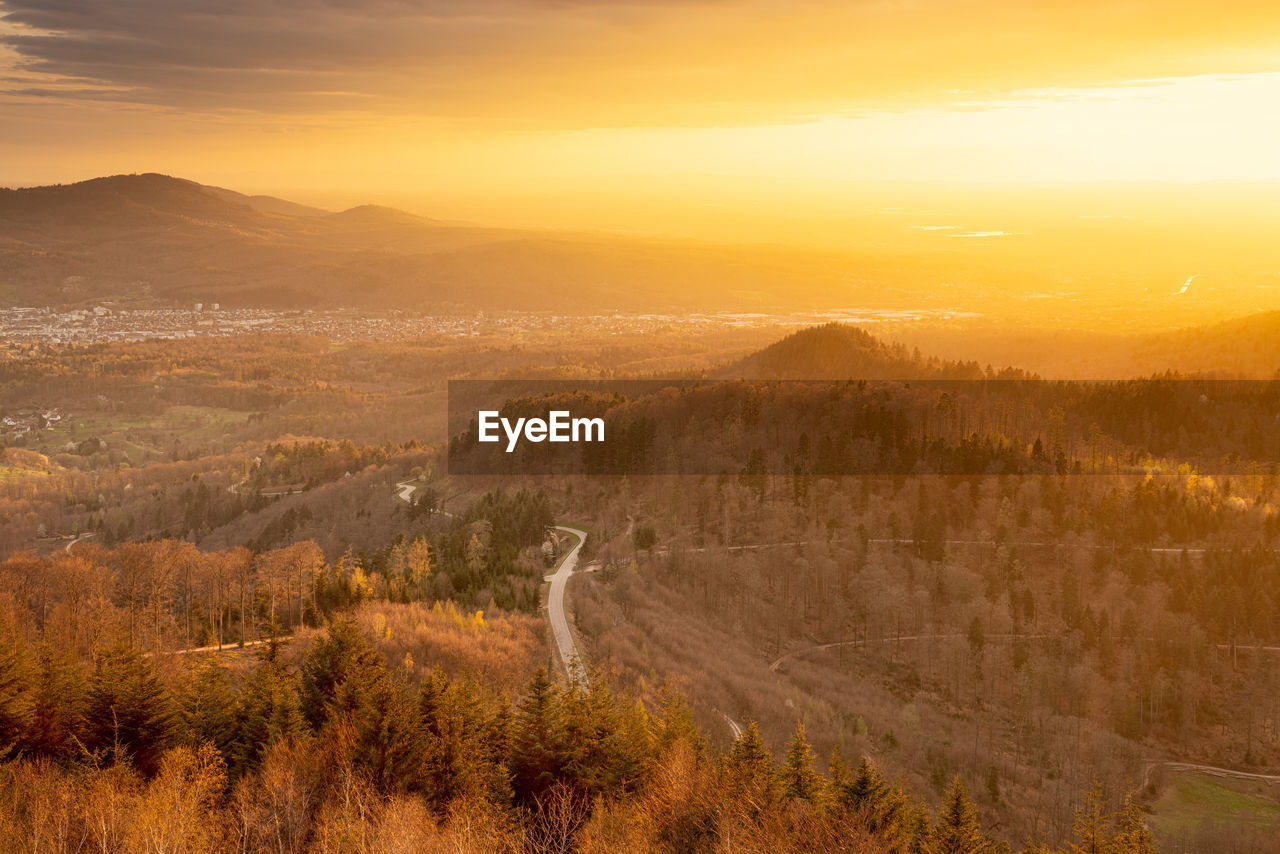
3, 1, 1280, 205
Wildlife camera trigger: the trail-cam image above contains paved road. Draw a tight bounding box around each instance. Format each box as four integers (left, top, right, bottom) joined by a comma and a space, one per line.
662, 536, 1253, 558
395, 479, 417, 503
65, 532, 96, 553
717, 709, 744, 740
547, 526, 588, 684
228, 478, 305, 497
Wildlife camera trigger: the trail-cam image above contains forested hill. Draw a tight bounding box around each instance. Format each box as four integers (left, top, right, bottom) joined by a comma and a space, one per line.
720, 323, 1025, 380
1131, 310, 1280, 377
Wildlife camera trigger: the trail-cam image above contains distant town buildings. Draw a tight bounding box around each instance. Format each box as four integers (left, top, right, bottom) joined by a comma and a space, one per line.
0, 305, 941, 347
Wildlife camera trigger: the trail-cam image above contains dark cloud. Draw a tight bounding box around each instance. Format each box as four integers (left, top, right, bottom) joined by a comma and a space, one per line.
0, 0, 666, 110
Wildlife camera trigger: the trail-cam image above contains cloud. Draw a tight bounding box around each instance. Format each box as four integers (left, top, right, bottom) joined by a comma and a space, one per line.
2, 0, 1280, 128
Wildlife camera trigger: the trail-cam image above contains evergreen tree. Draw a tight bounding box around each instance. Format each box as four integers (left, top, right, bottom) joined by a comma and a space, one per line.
231, 648, 307, 777
510, 668, 564, 801
419, 669, 498, 806
725, 719, 776, 810
26, 646, 87, 761
557, 678, 650, 799
1106, 795, 1156, 854
828, 745, 850, 798
779, 721, 824, 802
298, 618, 384, 729
652, 689, 703, 754
1070, 779, 1111, 854
330, 658, 422, 792
177, 661, 238, 758
847, 755, 889, 814
484, 700, 516, 802
0, 637, 33, 759
85, 646, 176, 775
934, 776, 990, 854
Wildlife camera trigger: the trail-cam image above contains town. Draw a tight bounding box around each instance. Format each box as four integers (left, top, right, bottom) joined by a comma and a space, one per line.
0, 304, 964, 346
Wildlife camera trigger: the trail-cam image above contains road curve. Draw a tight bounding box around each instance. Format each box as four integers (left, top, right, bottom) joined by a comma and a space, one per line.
395, 480, 417, 503
717, 709, 744, 740
65, 532, 96, 553
547, 526, 588, 684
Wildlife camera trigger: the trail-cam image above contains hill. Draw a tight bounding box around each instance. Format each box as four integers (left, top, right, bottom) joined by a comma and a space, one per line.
720, 322, 998, 379
882, 309, 1280, 379
1131, 310, 1280, 377
0, 173, 873, 313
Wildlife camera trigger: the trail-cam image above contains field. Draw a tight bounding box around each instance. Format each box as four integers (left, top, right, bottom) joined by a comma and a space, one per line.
1148, 770, 1280, 853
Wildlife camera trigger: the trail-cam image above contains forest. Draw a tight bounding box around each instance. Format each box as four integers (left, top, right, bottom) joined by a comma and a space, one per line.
2, 321, 1277, 851
0, 606, 1157, 853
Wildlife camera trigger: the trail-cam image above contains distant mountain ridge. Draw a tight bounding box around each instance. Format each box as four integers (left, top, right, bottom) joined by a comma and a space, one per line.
0, 173, 864, 312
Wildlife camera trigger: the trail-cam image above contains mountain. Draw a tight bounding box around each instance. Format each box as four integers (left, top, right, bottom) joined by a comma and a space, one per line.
0, 173, 866, 312
720, 322, 994, 379
0, 173, 270, 231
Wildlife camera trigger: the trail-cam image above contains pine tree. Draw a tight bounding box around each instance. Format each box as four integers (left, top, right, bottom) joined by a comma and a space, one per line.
298, 618, 384, 729
177, 661, 238, 758
419, 669, 497, 807
828, 745, 850, 797
1070, 779, 1111, 854
725, 719, 777, 813
331, 660, 422, 792
0, 637, 34, 759
779, 721, 824, 802
934, 776, 990, 854
652, 689, 703, 754
484, 700, 516, 802
510, 668, 564, 801
728, 720, 773, 785
26, 646, 87, 761
847, 755, 889, 813
85, 646, 176, 775
231, 651, 307, 777
1107, 795, 1156, 854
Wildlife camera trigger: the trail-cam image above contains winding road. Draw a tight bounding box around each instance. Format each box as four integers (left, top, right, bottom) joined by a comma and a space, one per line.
394, 472, 583, 682
547, 526, 588, 684
64, 532, 96, 553
395, 479, 418, 503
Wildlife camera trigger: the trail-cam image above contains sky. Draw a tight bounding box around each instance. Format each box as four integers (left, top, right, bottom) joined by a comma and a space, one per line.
3, 1, 1280, 223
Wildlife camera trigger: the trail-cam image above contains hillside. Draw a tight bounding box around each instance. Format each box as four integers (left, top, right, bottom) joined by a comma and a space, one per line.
1131, 310, 1280, 377
720, 322, 1005, 379
888, 312, 1280, 379
0, 174, 875, 313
